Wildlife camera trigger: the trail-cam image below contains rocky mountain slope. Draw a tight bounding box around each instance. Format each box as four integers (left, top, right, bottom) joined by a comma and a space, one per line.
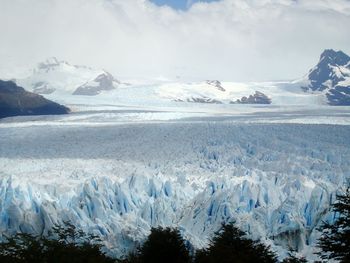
301, 49, 350, 105
3, 50, 349, 113
0, 80, 70, 118
232, 91, 271, 104
73, 72, 118, 96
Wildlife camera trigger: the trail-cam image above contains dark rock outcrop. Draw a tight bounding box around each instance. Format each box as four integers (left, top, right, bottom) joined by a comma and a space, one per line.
327, 85, 350, 105
302, 49, 350, 105
206, 80, 226, 92
0, 80, 70, 118
187, 97, 223, 104
73, 72, 119, 96
305, 49, 349, 92
232, 91, 271, 104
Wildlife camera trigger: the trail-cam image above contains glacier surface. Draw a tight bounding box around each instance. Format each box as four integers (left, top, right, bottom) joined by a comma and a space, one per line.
0, 110, 350, 260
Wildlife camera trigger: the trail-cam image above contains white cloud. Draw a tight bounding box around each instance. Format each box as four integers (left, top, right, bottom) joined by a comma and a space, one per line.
186, 0, 194, 8
0, 0, 349, 81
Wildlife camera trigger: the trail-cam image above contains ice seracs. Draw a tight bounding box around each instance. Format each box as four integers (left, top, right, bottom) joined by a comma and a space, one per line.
0, 121, 348, 260
1, 50, 350, 260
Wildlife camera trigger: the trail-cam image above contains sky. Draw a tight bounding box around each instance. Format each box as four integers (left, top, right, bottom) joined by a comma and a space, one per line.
0, 0, 350, 82
151, 0, 218, 10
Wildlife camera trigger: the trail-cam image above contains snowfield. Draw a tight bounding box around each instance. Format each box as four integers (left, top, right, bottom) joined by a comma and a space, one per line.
0, 107, 350, 260
13, 57, 328, 107
41, 80, 325, 109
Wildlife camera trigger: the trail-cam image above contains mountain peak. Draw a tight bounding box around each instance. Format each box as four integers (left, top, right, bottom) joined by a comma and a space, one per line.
37, 57, 67, 71
0, 79, 70, 118
44, 56, 60, 65
306, 49, 350, 91
20, 58, 119, 95
302, 49, 350, 105
319, 49, 350, 67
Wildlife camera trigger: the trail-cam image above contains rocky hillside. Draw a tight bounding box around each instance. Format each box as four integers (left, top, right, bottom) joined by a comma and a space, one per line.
73, 72, 119, 96
302, 49, 350, 105
0, 80, 70, 118
232, 91, 271, 104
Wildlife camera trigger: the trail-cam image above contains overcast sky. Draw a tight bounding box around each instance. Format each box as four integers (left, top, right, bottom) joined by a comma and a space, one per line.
0, 0, 349, 81
151, 0, 218, 10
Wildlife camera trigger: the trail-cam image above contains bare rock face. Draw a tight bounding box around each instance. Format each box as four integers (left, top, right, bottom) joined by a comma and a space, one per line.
0, 80, 70, 118
305, 49, 349, 92
206, 80, 226, 92
187, 96, 223, 104
73, 72, 119, 96
302, 49, 350, 105
232, 91, 272, 104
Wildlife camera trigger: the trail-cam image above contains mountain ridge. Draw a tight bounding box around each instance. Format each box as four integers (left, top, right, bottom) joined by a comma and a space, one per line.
17, 58, 120, 96
11, 50, 350, 106
0, 80, 70, 118
302, 49, 350, 105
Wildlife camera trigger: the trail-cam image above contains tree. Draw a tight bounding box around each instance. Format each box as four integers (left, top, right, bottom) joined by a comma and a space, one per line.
124, 227, 190, 263
282, 254, 307, 263
0, 233, 45, 263
0, 222, 114, 263
317, 187, 350, 262
194, 223, 277, 263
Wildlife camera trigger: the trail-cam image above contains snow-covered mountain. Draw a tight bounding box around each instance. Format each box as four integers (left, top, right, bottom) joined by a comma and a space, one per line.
159, 50, 350, 106
301, 49, 350, 105
73, 72, 118, 96
155, 81, 295, 105
15, 58, 313, 107
157, 80, 240, 104
1, 52, 350, 260
17, 57, 120, 96
9, 50, 350, 108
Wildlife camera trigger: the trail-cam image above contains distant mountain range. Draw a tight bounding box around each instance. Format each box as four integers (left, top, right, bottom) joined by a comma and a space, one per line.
8, 49, 350, 106
167, 49, 350, 105
0, 80, 69, 118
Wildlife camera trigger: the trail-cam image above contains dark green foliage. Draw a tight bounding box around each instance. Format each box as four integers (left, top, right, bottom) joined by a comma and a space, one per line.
282, 254, 307, 263
122, 227, 190, 263
317, 187, 350, 263
194, 223, 277, 263
140, 227, 190, 263
117, 251, 142, 263
0, 222, 114, 263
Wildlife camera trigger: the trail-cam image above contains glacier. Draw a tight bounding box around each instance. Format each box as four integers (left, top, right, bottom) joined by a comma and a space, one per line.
0, 111, 349, 260
14, 50, 349, 108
